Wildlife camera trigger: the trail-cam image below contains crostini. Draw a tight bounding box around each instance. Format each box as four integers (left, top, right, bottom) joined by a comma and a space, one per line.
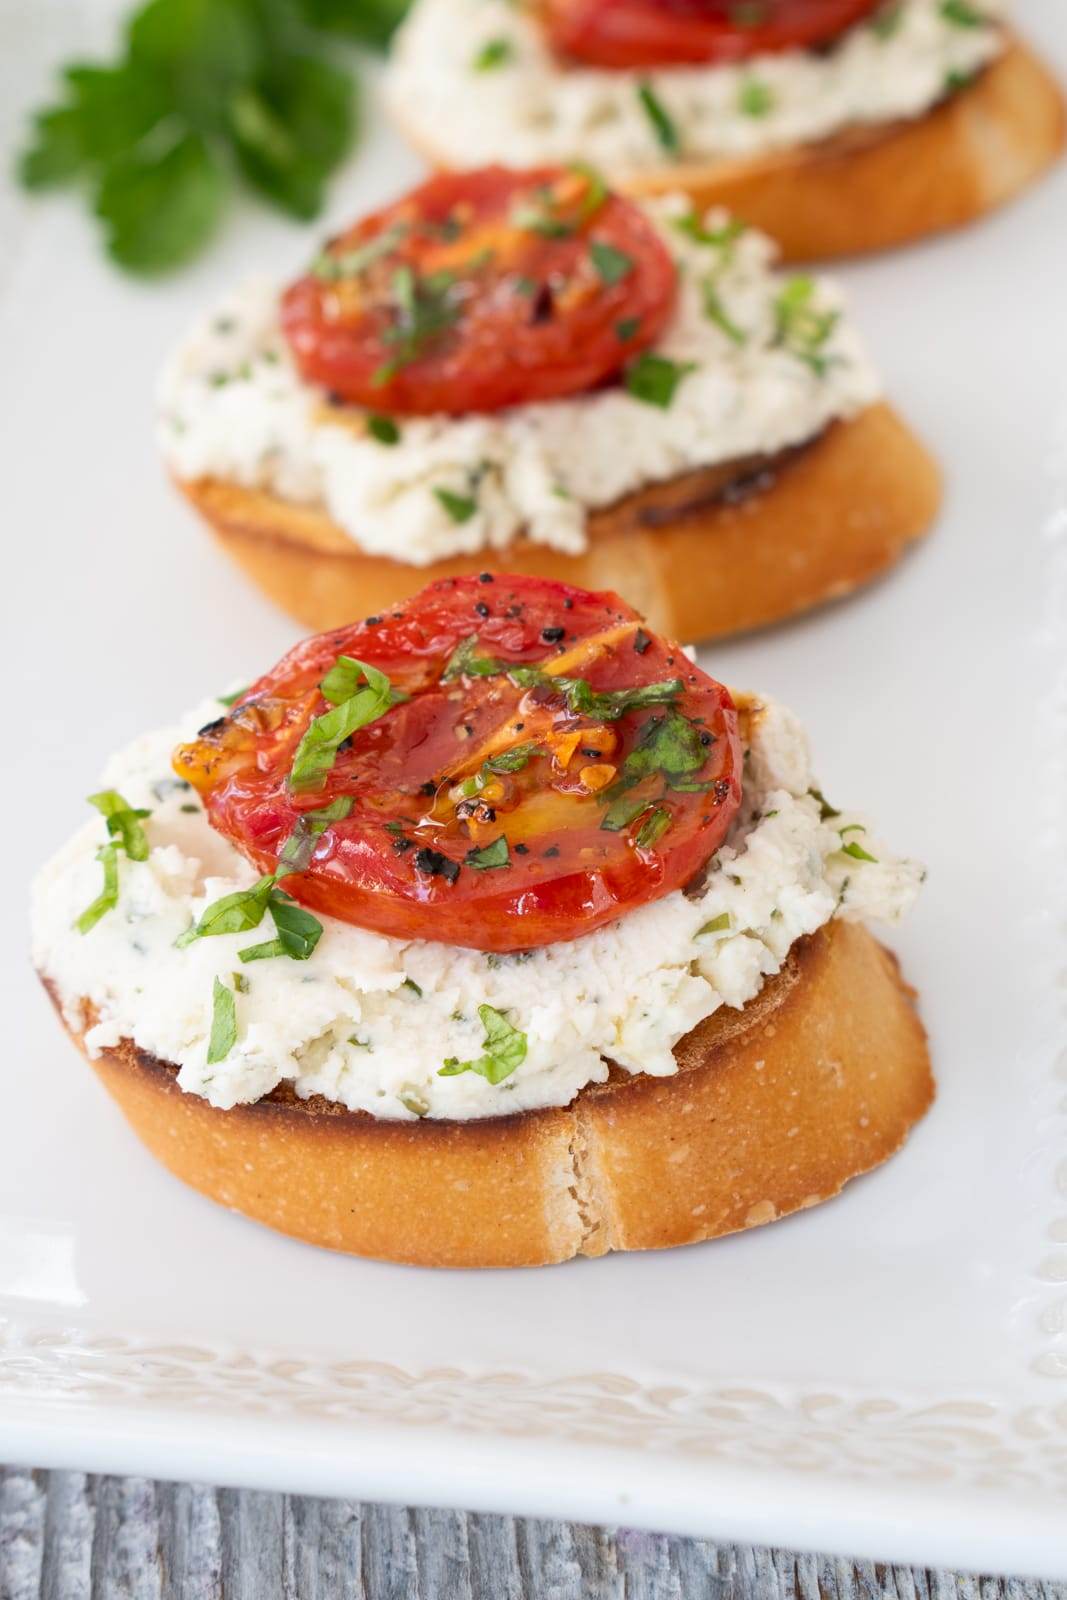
385, 0, 1065, 261
159, 166, 939, 641
33, 575, 932, 1268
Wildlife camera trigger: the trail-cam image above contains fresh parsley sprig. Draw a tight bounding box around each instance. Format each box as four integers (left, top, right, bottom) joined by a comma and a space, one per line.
16, 0, 410, 275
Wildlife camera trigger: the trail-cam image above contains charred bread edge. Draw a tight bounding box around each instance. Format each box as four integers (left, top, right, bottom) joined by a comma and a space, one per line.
177, 401, 941, 641
42, 920, 934, 1268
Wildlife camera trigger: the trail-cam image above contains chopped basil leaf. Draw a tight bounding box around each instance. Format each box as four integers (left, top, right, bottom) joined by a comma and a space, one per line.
809, 786, 840, 820
600, 795, 652, 833
87, 789, 151, 861
374, 264, 461, 381
840, 839, 878, 863
232, 972, 250, 994
615, 315, 641, 342
399, 1087, 429, 1116
403, 977, 423, 997
738, 78, 774, 117
441, 634, 504, 681
624, 353, 696, 408
206, 977, 237, 1064
870, 2, 904, 36
569, 161, 608, 220
367, 414, 400, 445
176, 874, 276, 947
237, 938, 287, 963
635, 806, 672, 849
773, 276, 839, 376
943, 67, 975, 93
289, 659, 403, 792
637, 81, 679, 154
589, 239, 633, 286
465, 835, 510, 870
434, 486, 478, 524
278, 794, 354, 876
940, 0, 985, 24
698, 912, 731, 935
217, 685, 249, 707
438, 1003, 527, 1085
673, 211, 747, 250
602, 710, 709, 812
701, 281, 745, 345
312, 223, 407, 283
508, 667, 683, 722
74, 843, 120, 934
265, 891, 324, 960
473, 36, 512, 69
484, 741, 541, 774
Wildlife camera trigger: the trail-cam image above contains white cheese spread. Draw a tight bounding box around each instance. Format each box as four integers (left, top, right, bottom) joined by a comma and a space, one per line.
386, 0, 1007, 172
31, 691, 923, 1122
157, 197, 880, 564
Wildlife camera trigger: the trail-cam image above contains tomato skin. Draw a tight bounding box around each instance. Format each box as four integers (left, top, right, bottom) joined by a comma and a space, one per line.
280, 167, 677, 416
174, 577, 742, 954
541, 0, 884, 69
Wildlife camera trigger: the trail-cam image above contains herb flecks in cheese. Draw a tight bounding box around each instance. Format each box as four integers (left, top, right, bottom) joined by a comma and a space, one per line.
32, 693, 923, 1122
385, 0, 1006, 171
158, 198, 879, 564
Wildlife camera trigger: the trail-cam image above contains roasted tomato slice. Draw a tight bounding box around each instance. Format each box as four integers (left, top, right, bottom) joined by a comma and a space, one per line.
174, 576, 741, 953
540, 0, 884, 69
280, 166, 677, 416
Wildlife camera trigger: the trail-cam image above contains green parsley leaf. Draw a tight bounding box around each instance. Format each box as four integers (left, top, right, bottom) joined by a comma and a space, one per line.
840, 839, 878, 863
637, 81, 679, 154
465, 836, 510, 870
738, 78, 774, 117
367, 414, 400, 445
88, 789, 151, 861
95, 131, 226, 274
177, 874, 276, 947
439, 1003, 527, 1085
227, 55, 355, 223
434, 487, 478, 524
701, 281, 745, 345
473, 37, 512, 70
624, 353, 696, 408
75, 844, 121, 934
289, 659, 403, 792
484, 742, 541, 774
697, 912, 731, 935
300, 0, 411, 51
589, 239, 634, 286
206, 976, 237, 1065
773, 276, 839, 376
940, 0, 985, 24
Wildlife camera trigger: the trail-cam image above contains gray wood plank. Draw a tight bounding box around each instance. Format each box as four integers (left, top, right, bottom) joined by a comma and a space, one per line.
3, 1468, 1067, 1600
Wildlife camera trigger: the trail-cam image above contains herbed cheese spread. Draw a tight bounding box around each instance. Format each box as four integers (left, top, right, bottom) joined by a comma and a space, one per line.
31, 691, 922, 1123
386, 0, 1008, 172
157, 197, 880, 564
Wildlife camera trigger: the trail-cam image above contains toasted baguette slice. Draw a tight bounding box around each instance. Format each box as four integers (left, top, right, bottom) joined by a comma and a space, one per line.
179, 401, 940, 642
47, 921, 933, 1269
623, 40, 1066, 261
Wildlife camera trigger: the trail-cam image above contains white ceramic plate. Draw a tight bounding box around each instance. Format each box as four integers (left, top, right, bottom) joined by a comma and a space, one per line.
3, 0, 1066, 1577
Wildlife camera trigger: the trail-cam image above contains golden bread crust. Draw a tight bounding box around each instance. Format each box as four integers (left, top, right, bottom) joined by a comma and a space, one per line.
47, 921, 934, 1268
179, 402, 941, 641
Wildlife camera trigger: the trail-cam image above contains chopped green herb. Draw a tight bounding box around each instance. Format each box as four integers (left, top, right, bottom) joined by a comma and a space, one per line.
439, 1004, 527, 1085
278, 795, 354, 876
313, 223, 408, 283
870, 2, 904, 36
635, 806, 672, 849
403, 976, 423, 997
206, 977, 237, 1065
625, 353, 696, 408
87, 789, 151, 861
604, 710, 709, 802
513, 274, 538, 298
465, 835, 510, 870
738, 77, 774, 117
701, 281, 745, 345
601, 795, 652, 833
698, 912, 731, 935
367, 414, 400, 445
289, 658, 403, 792
177, 875, 276, 947
508, 667, 683, 722
237, 938, 287, 963
217, 685, 249, 707
615, 315, 641, 342
434, 486, 478, 523
840, 839, 878, 863
940, 0, 985, 24
232, 971, 250, 994
374, 265, 461, 382
809, 787, 840, 820
943, 67, 975, 93
673, 211, 747, 251
399, 1087, 429, 1116
261, 890, 324, 960
441, 634, 503, 681
510, 183, 576, 238
74, 843, 120, 934
472, 36, 512, 69
349, 1034, 371, 1048
773, 276, 839, 376
484, 742, 541, 774
589, 239, 633, 286
637, 81, 679, 154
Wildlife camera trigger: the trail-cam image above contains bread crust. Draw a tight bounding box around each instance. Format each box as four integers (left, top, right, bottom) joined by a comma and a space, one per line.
47, 921, 933, 1268
178, 401, 940, 641
398, 39, 1065, 261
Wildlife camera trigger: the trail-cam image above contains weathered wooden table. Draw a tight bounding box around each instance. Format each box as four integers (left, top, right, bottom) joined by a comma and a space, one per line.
1, 1468, 1063, 1599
